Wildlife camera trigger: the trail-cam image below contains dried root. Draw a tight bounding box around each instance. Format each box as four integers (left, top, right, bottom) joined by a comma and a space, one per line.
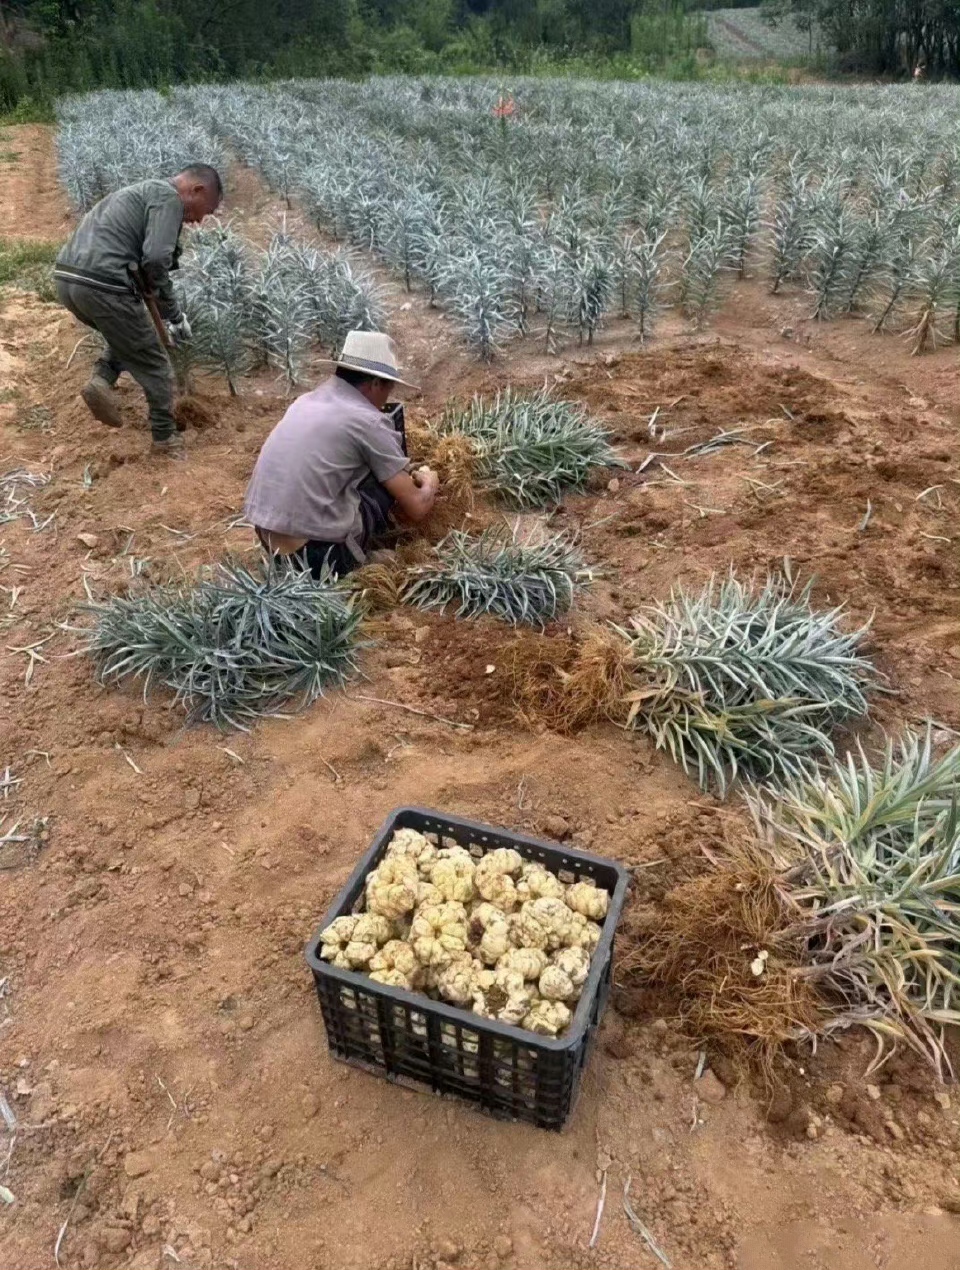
511, 625, 634, 732
616, 836, 823, 1076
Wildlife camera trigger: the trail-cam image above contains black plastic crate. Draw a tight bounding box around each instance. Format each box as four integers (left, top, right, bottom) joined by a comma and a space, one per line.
305, 806, 630, 1130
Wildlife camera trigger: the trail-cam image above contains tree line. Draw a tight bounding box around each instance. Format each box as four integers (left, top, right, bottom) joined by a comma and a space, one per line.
767, 0, 960, 77
0, 0, 721, 112
2, 0, 959, 117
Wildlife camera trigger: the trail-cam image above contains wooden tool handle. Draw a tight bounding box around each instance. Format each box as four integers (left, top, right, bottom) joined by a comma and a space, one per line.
143, 291, 174, 350
131, 267, 174, 350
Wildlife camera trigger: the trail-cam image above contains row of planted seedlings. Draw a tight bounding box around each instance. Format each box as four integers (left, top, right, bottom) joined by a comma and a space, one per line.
176, 78, 960, 357
172, 220, 386, 394
56, 80, 960, 365
78, 382, 960, 1076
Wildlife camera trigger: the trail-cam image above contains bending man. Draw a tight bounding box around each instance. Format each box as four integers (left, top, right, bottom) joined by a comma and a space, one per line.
244, 331, 439, 577
54, 165, 223, 455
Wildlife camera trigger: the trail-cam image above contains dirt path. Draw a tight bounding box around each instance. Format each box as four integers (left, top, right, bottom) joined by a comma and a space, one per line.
0, 128, 959, 1270
0, 123, 72, 241
713, 14, 769, 57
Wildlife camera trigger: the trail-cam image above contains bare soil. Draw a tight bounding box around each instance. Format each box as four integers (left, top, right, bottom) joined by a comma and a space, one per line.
1, 124, 959, 1270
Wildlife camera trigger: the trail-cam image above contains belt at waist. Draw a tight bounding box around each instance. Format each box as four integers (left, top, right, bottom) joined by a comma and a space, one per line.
53, 263, 136, 297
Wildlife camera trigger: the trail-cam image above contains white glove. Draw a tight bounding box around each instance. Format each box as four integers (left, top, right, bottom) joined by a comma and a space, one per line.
167, 316, 192, 346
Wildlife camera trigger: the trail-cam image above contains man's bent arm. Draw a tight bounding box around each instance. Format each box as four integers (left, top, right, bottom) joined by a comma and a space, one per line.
141, 191, 184, 321
384, 470, 439, 523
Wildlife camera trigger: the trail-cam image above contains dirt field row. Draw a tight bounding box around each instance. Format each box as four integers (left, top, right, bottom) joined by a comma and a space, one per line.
0, 124, 959, 1270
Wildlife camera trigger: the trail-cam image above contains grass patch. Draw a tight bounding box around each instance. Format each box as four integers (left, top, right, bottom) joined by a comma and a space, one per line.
0, 238, 61, 301
0, 98, 56, 126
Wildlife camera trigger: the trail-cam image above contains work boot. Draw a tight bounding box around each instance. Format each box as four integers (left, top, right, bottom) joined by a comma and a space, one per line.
150, 433, 186, 460
80, 375, 123, 429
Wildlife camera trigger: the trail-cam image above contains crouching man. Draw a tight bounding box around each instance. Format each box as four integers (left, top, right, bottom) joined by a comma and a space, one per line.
244, 332, 439, 577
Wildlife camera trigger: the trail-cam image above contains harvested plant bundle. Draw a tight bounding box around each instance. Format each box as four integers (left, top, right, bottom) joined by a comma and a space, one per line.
84, 559, 361, 730
441, 389, 622, 508
319, 827, 611, 1037
510, 626, 634, 733
753, 729, 960, 1073
621, 571, 877, 795
401, 527, 587, 626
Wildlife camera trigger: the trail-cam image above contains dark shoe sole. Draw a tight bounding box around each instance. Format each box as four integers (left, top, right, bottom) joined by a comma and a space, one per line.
80, 381, 123, 429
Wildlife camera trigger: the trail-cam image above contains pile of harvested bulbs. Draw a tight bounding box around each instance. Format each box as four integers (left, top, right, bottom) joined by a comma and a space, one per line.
318, 828, 610, 1037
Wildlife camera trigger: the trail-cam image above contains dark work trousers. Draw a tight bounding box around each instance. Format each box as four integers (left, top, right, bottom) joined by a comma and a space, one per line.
260, 475, 395, 580
56, 279, 177, 442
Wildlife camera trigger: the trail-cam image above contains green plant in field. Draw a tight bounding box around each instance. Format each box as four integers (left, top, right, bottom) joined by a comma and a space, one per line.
871, 234, 921, 333
753, 730, 960, 1074
83, 559, 362, 731
175, 221, 255, 395
438, 247, 519, 361
173, 221, 385, 393
838, 210, 889, 314
683, 175, 720, 247
620, 571, 877, 797
440, 389, 622, 508
613, 229, 665, 332
768, 166, 815, 295
55, 89, 225, 213
808, 198, 861, 320
563, 243, 614, 345
401, 527, 588, 626
0, 238, 60, 300
248, 231, 317, 389
904, 232, 960, 355
680, 221, 733, 328
720, 170, 762, 279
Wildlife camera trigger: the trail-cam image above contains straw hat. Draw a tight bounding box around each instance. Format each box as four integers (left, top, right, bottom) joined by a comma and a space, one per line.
328, 331, 418, 390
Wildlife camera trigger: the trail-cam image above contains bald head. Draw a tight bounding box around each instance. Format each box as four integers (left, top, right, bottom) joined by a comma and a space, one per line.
173, 164, 223, 223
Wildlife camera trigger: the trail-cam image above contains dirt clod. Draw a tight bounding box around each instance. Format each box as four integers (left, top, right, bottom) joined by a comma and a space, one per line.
123, 1152, 152, 1179
101, 1227, 132, 1254
696, 1070, 727, 1105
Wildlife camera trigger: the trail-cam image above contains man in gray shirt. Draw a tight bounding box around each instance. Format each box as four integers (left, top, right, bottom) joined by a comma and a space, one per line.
55, 165, 222, 455
245, 331, 439, 577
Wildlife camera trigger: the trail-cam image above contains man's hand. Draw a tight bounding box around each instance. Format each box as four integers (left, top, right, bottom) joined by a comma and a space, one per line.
385, 468, 439, 523
411, 465, 439, 493
166, 316, 193, 346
